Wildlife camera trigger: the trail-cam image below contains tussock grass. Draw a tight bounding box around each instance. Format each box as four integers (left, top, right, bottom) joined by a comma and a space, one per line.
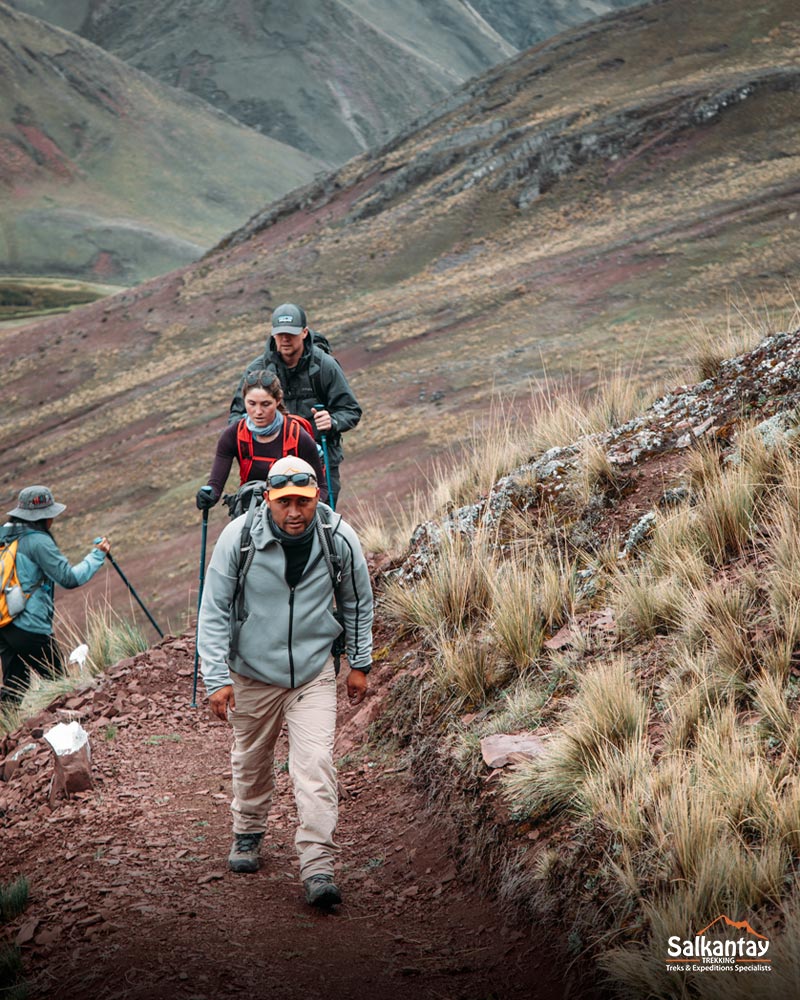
693, 459, 758, 565
767, 506, 800, 649
660, 649, 729, 751
428, 400, 534, 513
432, 628, 506, 704
489, 549, 579, 671
425, 368, 658, 518
580, 735, 653, 849
690, 309, 770, 381
0, 877, 29, 923
753, 672, 800, 758
579, 437, 627, 501
503, 658, 648, 820
613, 569, 689, 641
480, 679, 550, 735
351, 490, 426, 557
376, 350, 800, 995
382, 531, 493, 640
82, 602, 150, 670
0, 876, 29, 1000
646, 507, 710, 588
679, 579, 761, 687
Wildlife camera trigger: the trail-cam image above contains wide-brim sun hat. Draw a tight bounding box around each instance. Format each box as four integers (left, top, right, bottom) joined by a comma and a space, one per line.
267, 457, 319, 500
8, 485, 66, 520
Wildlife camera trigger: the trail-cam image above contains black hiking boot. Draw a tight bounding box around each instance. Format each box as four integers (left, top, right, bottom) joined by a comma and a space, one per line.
228, 832, 264, 873
303, 873, 342, 909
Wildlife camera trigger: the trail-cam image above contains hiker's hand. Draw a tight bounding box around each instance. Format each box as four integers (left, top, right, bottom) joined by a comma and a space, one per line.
312, 408, 332, 432
94, 537, 111, 554
347, 670, 367, 707
209, 685, 235, 721
196, 486, 217, 511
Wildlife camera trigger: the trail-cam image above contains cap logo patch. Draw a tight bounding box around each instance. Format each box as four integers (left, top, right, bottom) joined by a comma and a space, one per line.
278, 314, 295, 323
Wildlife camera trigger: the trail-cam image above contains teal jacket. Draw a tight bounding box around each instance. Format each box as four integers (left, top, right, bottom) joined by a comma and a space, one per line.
0, 523, 106, 635
198, 503, 373, 693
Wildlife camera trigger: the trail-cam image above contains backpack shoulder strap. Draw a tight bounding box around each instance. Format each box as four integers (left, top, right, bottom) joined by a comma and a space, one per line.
314, 508, 346, 674
228, 493, 262, 657
236, 419, 254, 484
283, 413, 312, 454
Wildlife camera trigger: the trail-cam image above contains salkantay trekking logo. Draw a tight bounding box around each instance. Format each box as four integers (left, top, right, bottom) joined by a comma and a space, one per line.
665, 915, 771, 974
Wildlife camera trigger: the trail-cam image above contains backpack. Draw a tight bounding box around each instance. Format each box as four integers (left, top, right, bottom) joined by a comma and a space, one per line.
228, 490, 346, 673
234, 413, 316, 485
0, 537, 42, 627
309, 331, 343, 405
222, 479, 267, 520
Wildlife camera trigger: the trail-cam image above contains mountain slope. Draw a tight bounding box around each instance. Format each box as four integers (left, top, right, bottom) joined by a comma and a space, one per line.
0, 4, 323, 283
470, 0, 646, 49
10, 0, 516, 164
1, 0, 798, 632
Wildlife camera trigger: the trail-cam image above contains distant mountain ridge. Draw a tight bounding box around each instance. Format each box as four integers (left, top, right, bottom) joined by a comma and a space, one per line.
470, 0, 647, 49
6, 0, 515, 163
0, 4, 322, 282
6, 0, 647, 165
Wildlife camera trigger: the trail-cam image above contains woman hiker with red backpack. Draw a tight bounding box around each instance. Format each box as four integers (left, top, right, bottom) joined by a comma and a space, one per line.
196, 368, 327, 515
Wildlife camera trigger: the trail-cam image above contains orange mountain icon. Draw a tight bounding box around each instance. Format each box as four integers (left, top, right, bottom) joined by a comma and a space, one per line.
696, 915, 768, 940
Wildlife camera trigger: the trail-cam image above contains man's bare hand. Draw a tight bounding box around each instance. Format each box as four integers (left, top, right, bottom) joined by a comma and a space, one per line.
347, 669, 367, 706
311, 407, 333, 432
209, 685, 235, 721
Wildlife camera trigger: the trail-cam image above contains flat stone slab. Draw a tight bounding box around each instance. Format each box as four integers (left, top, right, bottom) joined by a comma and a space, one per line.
479, 733, 548, 768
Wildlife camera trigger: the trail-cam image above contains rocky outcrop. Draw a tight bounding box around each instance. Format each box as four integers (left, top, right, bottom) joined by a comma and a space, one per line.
395, 329, 800, 578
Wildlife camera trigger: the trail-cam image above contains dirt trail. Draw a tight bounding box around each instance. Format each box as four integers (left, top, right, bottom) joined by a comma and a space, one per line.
0, 637, 586, 1000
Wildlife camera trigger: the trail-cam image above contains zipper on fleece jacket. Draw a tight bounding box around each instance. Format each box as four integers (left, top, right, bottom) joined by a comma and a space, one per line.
288, 585, 296, 688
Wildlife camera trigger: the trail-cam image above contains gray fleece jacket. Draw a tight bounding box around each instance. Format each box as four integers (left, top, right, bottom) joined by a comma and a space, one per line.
197, 503, 373, 693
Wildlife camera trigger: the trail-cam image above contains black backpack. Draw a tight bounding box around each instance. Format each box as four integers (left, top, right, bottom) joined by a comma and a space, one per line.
228, 485, 346, 673
309, 330, 344, 405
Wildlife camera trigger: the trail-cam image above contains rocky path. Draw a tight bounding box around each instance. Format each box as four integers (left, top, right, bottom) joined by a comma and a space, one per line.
0, 637, 579, 1000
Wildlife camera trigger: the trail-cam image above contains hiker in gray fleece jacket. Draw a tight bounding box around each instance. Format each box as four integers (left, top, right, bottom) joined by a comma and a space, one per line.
197, 456, 373, 908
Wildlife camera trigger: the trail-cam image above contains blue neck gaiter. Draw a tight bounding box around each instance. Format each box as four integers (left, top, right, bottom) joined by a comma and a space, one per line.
246, 411, 283, 438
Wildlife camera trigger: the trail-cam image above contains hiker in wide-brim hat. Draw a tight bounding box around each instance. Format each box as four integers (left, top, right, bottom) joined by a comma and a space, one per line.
0, 486, 111, 705
197, 457, 373, 909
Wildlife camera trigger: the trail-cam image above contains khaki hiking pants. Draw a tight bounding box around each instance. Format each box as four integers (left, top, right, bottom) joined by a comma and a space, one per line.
229, 662, 338, 880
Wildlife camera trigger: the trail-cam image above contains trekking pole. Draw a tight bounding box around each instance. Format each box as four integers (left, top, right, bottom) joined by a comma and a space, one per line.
319, 434, 334, 510
191, 505, 210, 708
312, 406, 335, 510
94, 539, 164, 638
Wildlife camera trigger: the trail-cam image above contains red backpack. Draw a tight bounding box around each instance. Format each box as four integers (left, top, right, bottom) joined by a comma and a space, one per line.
235, 414, 316, 485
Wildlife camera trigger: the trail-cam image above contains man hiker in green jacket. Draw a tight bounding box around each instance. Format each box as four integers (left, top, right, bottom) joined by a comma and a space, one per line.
197, 456, 373, 908
229, 303, 362, 507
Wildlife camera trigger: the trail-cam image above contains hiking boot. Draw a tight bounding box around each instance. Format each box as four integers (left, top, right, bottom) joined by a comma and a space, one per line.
228, 832, 263, 873
303, 873, 342, 908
